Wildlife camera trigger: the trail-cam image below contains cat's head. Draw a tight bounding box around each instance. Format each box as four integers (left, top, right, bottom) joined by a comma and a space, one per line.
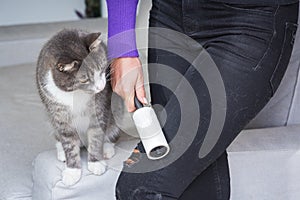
47, 29, 108, 94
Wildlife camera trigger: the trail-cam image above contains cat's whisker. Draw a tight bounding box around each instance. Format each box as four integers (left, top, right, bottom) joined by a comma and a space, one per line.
106, 71, 115, 76
106, 75, 112, 79
106, 78, 114, 82
105, 70, 115, 77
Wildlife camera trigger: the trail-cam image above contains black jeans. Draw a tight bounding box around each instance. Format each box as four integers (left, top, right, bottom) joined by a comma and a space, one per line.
116, 1, 299, 199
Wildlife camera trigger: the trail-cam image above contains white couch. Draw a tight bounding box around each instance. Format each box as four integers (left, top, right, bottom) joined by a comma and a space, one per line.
0, 1, 299, 200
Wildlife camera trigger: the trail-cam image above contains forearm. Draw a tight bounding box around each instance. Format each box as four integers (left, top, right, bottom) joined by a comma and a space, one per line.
106, 0, 139, 59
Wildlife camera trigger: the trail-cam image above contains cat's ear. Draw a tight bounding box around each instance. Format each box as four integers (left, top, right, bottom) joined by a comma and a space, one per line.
57, 60, 79, 72
84, 32, 101, 51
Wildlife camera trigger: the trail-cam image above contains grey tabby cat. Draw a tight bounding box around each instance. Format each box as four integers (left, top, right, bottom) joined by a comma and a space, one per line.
36, 29, 120, 186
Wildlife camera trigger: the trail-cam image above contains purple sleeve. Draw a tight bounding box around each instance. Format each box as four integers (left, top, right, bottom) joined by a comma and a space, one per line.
106, 0, 139, 59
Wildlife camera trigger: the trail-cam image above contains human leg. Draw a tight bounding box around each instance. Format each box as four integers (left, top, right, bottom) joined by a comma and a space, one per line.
116, 1, 298, 199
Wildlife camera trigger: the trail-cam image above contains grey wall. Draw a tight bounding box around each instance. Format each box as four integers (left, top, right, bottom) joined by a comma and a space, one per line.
0, 0, 85, 26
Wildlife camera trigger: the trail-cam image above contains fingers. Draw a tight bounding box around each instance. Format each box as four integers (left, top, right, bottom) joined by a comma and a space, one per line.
111, 75, 136, 112
110, 57, 147, 112
135, 72, 148, 105
126, 90, 136, 113
124, 73, 146, 113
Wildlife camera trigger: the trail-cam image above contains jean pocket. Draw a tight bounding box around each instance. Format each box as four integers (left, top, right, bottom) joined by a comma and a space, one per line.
270, 22, 298, 95
222, 3, 277, 16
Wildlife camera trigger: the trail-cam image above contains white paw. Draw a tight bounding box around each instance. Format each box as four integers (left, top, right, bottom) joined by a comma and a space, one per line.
103, 142, 115, 159
56, 142, 66, 162
62, 167, 82, 186
88, 161, 106, 175
57, 151, 66, 162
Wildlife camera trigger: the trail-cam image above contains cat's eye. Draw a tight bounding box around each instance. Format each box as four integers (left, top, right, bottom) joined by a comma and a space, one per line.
79, 78, 89, 84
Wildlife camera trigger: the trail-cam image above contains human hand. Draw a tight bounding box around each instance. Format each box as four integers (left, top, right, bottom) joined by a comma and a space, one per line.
110, 57, 147, 112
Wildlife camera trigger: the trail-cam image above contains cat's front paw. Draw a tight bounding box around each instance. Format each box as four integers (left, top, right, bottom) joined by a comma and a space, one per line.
62, 167, 82, 186
103, 142, 115, 159
88, 161, 106, 175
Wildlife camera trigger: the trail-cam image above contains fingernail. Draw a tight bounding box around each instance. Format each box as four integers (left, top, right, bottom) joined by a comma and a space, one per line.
143, 97, 148, 104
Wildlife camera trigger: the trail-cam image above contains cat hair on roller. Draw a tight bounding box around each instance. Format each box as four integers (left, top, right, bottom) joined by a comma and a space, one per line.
132, 96, 170, 160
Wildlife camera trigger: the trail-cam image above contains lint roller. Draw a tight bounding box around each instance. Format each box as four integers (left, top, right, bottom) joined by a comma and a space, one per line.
132, 96, 170, 160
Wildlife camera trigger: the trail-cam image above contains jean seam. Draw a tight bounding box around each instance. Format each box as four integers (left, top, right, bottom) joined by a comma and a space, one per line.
222, 3, 276, 16
253, 5, 279, 71
212, 161, 223, 200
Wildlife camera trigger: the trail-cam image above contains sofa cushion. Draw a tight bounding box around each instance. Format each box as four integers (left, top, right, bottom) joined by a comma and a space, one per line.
287, 45, 300, 125
32, 137, 138, 200
0, 63, 55, 200
32, 125, 300, 200
228, 125, 300, 200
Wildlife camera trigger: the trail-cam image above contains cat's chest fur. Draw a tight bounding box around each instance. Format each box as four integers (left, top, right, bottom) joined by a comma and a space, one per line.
45, 70, 95, 133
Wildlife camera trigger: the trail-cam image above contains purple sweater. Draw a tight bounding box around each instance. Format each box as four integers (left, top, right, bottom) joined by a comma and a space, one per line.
106, 0, 139, 59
